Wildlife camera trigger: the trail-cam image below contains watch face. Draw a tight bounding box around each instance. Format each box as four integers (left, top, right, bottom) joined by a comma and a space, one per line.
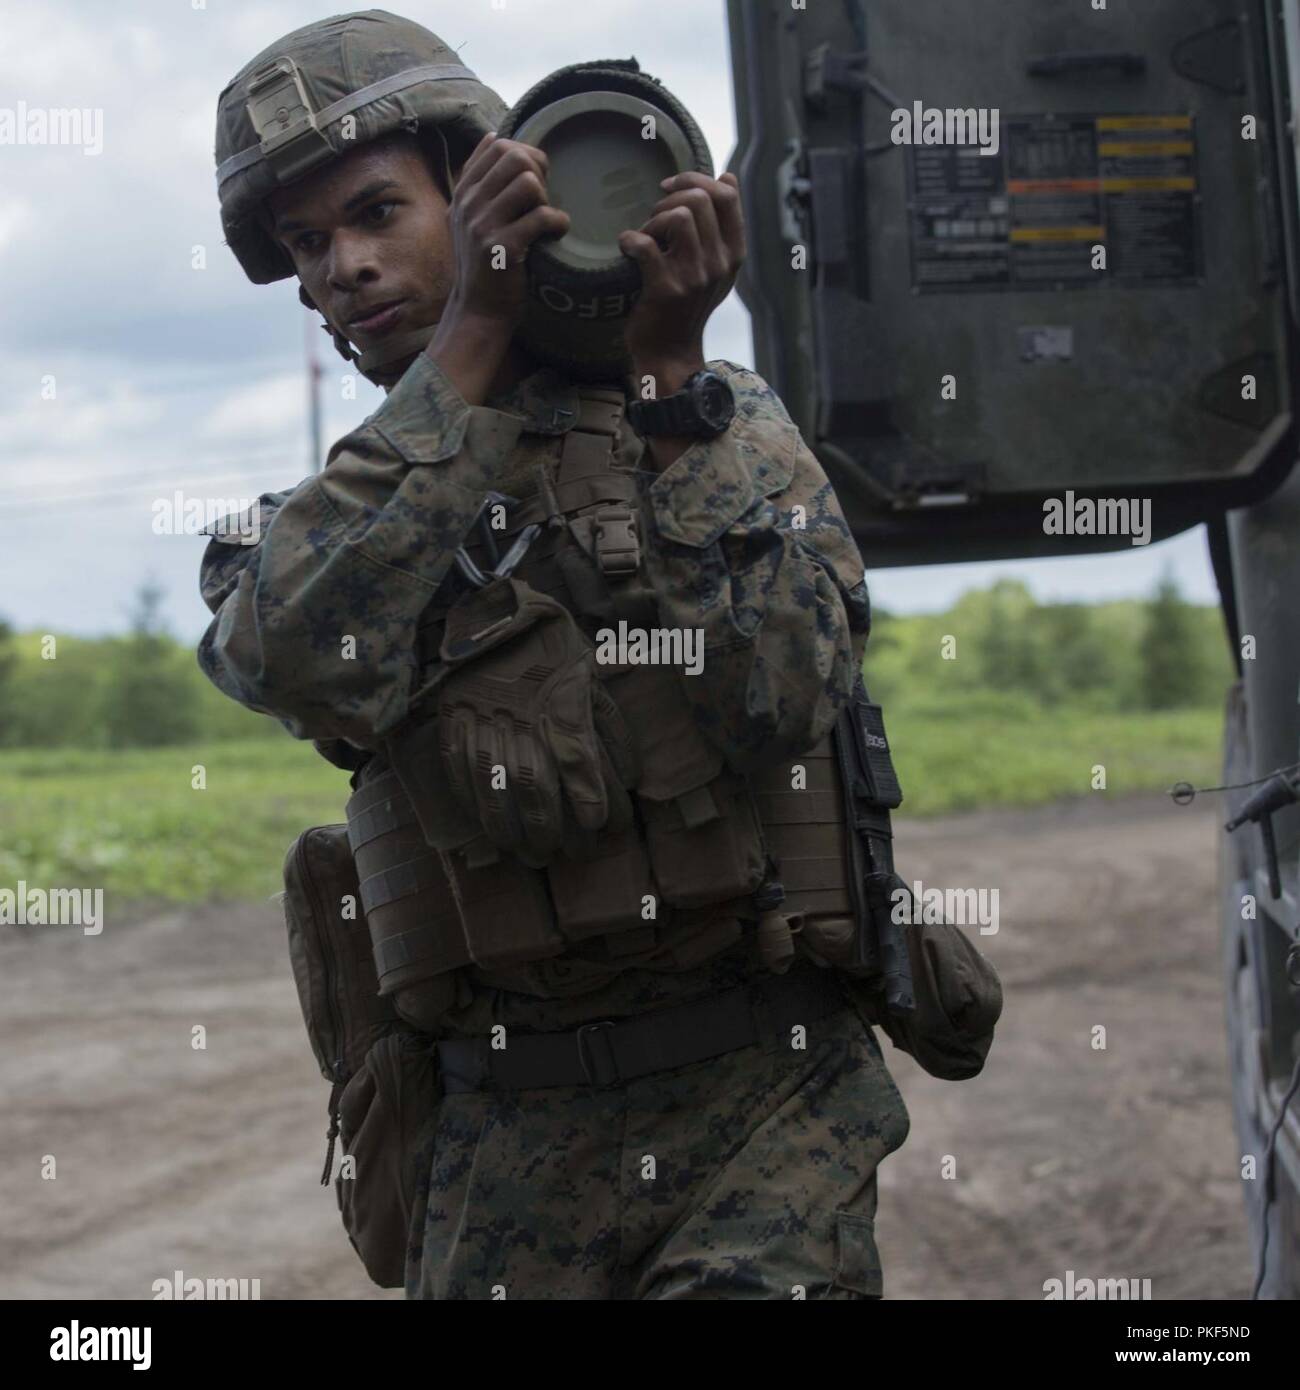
694, 371, 735, 430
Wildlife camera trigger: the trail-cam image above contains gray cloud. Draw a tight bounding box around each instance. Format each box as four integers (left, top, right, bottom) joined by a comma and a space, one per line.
0, 0, 752, 639
0, 0, 1217, 643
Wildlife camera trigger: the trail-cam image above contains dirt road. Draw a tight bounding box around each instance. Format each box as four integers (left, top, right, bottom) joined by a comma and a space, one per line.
1, 793, 1252, 1299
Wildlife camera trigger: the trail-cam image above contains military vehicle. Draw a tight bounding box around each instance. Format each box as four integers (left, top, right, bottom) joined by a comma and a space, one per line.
724, 0, 1300, 1296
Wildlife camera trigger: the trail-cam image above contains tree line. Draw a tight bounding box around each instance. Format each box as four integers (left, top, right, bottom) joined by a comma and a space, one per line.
864, 573, 1233, 716
0, 572, 1233, 750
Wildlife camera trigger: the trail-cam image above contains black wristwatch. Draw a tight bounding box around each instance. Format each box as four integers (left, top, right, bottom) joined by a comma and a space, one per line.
625, 368, 736, 439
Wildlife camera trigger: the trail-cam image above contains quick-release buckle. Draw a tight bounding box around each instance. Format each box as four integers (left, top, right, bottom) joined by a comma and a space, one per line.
245, 57, 333, 185
575, 1020, 622, 1088
593, 506, 639, 579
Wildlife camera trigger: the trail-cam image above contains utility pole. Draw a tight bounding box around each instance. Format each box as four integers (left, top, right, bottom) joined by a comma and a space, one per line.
305, 310, 324, 474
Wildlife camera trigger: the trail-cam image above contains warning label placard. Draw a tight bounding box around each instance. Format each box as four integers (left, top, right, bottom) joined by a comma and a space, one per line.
907, 112, 1202, 292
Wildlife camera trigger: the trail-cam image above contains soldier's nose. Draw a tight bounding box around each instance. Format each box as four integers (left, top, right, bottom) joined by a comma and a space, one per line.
327, 235, 381, 293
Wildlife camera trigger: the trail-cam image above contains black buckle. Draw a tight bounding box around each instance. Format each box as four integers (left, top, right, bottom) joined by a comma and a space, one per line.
575, 1020, 621, 1088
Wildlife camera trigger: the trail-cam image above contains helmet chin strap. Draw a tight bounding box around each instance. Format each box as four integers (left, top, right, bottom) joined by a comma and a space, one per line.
356, 325, 438, 380
297, 284, 437, 387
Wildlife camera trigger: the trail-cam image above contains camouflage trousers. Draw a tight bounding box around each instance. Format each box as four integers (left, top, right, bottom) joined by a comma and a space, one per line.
403, 997, 910, 1300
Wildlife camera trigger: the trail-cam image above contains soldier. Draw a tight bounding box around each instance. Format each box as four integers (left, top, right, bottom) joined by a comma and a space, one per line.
201, 10, 914, 1299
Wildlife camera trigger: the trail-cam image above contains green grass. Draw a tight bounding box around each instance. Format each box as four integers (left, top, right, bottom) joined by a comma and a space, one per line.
886, 702, 1223, 816
0, 738, 349, 905
0, 703, 1225, 904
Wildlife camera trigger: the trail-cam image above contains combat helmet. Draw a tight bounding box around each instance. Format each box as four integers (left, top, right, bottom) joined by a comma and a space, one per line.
214, 8, 507, 381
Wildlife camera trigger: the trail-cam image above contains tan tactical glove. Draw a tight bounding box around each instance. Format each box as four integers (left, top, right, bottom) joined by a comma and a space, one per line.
433, 577, 637, 865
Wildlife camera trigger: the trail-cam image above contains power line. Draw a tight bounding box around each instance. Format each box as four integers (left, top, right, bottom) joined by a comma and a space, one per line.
0, 469, 303, 516
0, 447, 304, 497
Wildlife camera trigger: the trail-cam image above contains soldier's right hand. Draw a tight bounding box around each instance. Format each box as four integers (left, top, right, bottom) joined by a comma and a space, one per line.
442, 132, 570, 331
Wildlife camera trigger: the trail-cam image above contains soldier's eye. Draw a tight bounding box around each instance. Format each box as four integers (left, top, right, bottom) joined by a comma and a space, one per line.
365, 201, 397, 224
294, 231, 324, 254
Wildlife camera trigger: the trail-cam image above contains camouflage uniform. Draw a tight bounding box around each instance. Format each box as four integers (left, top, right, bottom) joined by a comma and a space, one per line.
198, 352, 911, 1299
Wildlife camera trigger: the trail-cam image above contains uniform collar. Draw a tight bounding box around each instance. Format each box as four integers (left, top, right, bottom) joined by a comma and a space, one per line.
484, 365, 618, 435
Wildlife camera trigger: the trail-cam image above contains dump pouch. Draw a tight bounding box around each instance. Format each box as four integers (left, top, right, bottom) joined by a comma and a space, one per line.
840, 875, 1004, 1081
334, 1029, 441, 1289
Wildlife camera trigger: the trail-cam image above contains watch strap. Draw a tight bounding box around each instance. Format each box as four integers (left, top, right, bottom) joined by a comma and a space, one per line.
629, 389, 693, 436
626, 370, 731, 438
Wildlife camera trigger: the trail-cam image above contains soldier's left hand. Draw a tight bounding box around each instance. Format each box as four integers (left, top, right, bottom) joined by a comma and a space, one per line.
618, 171, 745, 379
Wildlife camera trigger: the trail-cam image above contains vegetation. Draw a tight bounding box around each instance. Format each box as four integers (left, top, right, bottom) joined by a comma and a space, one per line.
0, 573, 1236, 904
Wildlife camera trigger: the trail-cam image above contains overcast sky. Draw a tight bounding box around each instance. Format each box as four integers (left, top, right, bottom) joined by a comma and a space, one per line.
0, 0, 1220, 645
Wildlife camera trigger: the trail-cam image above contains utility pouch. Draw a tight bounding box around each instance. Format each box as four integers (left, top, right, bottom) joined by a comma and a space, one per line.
546, 823, 658, 943
604, 663, 766, 909
281, 824, 400, 1089
638, 771, 767, 908
281, 826, 439, 1288
335, 1029, 441, 1289
439, 834, 566, 970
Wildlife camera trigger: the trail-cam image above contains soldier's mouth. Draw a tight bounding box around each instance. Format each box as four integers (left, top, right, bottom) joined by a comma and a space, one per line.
346, 299, 409, 336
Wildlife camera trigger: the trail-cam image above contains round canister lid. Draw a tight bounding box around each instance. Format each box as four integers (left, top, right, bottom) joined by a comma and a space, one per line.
514, 90, 696, 273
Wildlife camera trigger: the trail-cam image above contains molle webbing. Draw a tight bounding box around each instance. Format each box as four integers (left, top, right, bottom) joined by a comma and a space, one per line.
748, 734, 853, 922
453, 384, 657, 630
346, 380, 862, 998
345, 766, 471, 993
548, 386, 658, 633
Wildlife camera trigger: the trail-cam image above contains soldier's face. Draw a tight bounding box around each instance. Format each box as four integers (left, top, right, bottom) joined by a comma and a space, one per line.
268, 139, 454, 353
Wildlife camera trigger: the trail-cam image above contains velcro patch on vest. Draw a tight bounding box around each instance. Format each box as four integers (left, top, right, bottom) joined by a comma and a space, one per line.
857, 703, 902, 809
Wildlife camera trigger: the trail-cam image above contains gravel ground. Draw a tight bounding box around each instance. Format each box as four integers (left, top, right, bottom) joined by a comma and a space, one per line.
0, 792, 1251, 1300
